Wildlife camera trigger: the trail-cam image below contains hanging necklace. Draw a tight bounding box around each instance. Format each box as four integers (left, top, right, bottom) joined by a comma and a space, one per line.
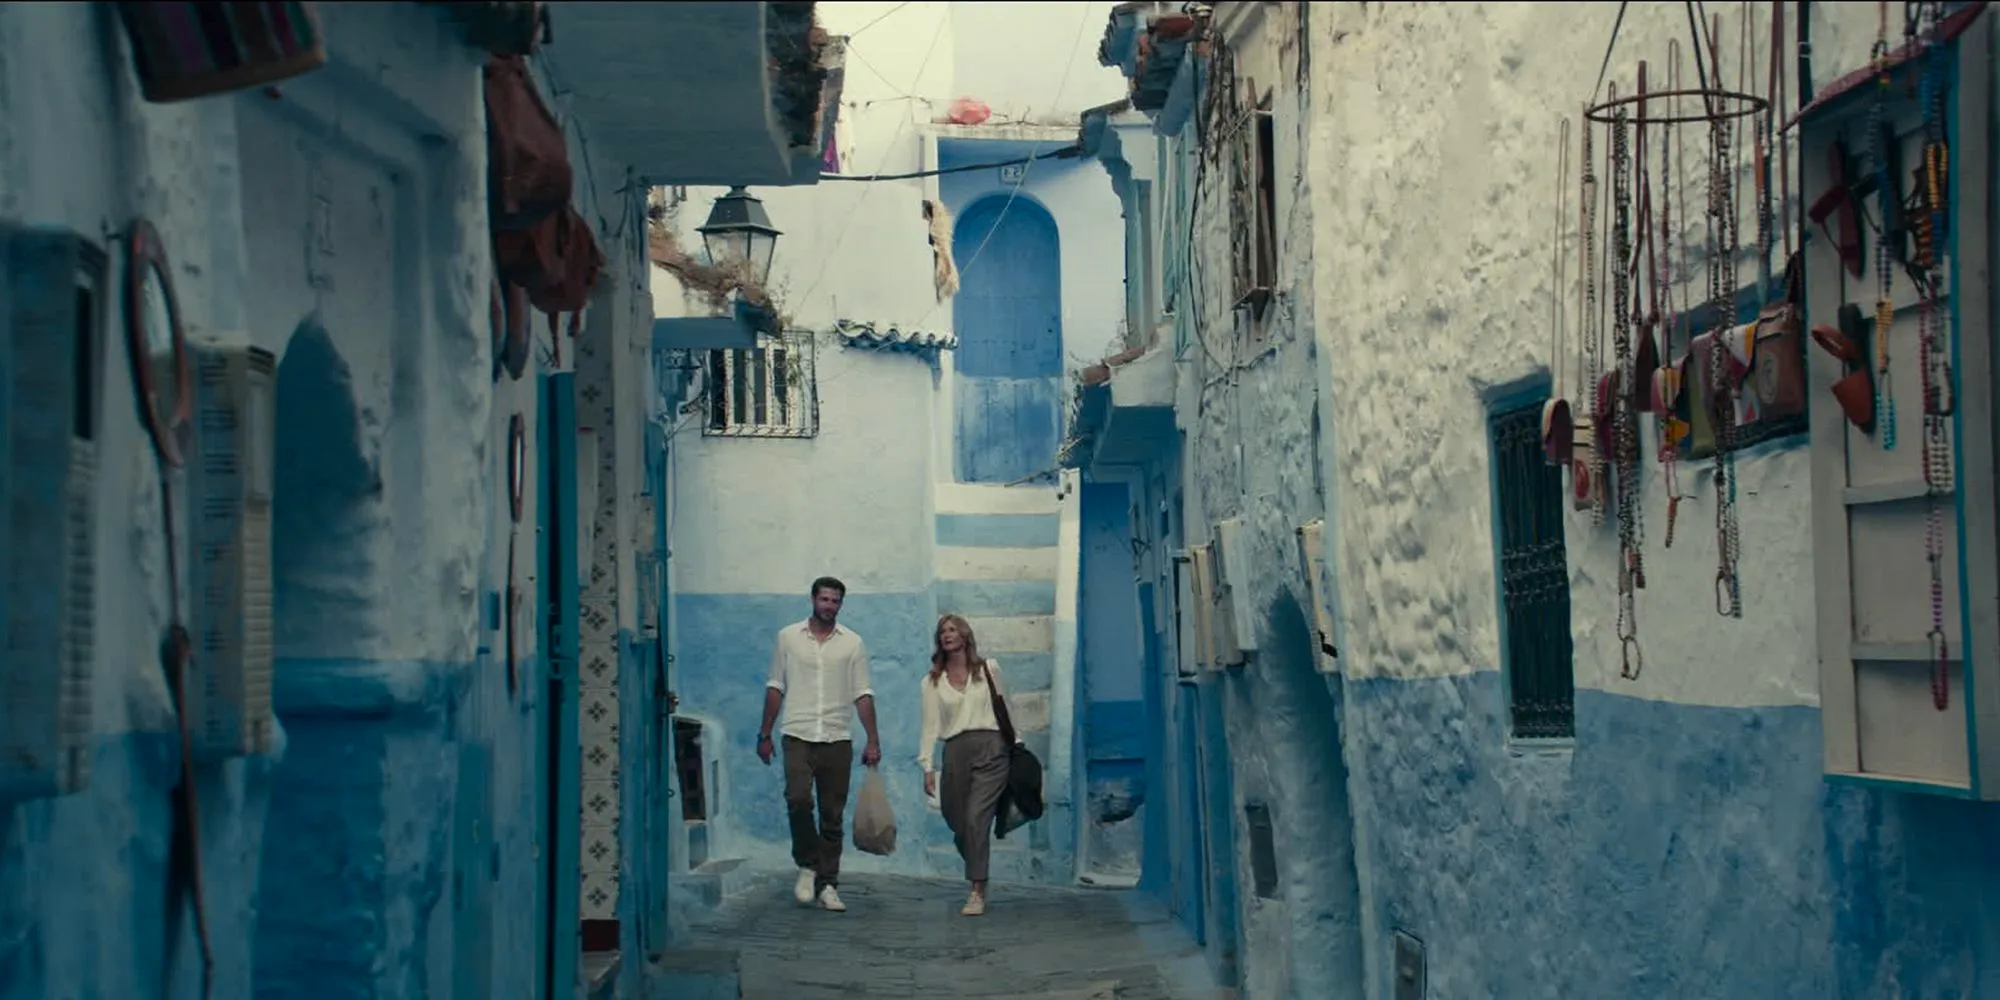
1658, 47, 1688, 548
1592, 85, 1617, 530
1871, 2, 1902, 450
1913, 0, 1955, 709
1705, 23, 1744, 619
1576, 105, 1604, 515
1611, 93, 1644, 678
1547, 114, 1575, 467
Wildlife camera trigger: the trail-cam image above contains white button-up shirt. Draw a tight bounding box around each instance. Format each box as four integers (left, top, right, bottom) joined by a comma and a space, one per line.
766, 619, 874, 744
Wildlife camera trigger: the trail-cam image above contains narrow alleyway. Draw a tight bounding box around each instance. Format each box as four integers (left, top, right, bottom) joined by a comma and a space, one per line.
655, 873, 1220, 999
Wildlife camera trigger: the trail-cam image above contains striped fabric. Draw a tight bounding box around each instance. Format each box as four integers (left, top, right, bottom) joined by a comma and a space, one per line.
115, 2, 327, 104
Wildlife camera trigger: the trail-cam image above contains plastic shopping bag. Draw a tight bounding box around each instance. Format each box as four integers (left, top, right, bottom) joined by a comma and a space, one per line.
852, 768, 897, 856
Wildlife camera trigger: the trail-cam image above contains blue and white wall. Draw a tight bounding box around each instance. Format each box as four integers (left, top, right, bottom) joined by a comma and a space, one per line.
658, 0, 1125, 890
935, 128, 1126, 486
0, 5, 661, 998
1129, 7, 1369, 997
1295, 4, 2000, 999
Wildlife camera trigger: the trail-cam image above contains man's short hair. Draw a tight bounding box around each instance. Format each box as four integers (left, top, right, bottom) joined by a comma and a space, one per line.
810, 576, 847, 599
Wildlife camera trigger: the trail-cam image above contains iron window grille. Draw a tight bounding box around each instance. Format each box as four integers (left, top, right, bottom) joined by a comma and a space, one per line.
704, 331, 818, 438
1224, 87, 1276, 323
1490, 399, 1576, 739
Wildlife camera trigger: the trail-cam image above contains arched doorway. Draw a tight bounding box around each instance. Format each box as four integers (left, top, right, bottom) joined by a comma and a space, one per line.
951, 195, 1063, 484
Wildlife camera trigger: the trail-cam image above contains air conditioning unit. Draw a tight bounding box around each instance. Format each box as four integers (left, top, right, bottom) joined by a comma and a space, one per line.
1210, 517, 1254, 665
1186, 544, 1221, 671
1171, 551, 1200, 681
0, 226, 107, 800
1294, 519, 1340, 674
185, 342, 277, 759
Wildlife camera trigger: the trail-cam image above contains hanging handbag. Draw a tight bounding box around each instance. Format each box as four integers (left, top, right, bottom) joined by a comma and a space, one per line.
983, 664, 1045, 838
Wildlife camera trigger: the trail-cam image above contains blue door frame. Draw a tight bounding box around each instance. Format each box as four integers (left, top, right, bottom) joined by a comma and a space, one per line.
1174, 689, 1206, 945
1197, 680, 1241, 987
644, 421, 675, 957
538, 372, 583, 999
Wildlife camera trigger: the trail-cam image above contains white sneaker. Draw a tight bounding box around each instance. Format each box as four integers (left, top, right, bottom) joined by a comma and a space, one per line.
817, 885, 846, 912
960, 890, 986, 917
793, 869, 816, 905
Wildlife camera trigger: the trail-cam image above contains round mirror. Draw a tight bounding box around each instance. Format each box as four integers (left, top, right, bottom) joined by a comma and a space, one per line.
124, 219, 192, 467
508, 412, 527, 524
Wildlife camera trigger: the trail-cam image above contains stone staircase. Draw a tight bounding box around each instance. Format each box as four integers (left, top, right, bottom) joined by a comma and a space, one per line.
932, 482, 1062, 881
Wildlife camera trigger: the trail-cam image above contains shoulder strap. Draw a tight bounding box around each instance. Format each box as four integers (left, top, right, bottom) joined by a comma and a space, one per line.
982, 660, 1017, 745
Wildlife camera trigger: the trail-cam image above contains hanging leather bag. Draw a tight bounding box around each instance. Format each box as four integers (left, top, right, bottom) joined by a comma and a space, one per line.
483, 53, 572, 232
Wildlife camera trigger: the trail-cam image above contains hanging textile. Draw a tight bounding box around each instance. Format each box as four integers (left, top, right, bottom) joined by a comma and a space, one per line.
418, 1, 547, 57
115, 2, 328, 104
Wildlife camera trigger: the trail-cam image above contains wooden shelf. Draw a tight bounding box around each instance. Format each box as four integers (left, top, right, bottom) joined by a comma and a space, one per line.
1803, 17, 2000, 800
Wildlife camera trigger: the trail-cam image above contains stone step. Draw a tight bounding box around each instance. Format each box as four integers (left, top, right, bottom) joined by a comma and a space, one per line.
935, 543, 1059, 580
937, 578, 1057, 617
646, 947, 741, 1000
935, 481, 1059, 515
965, 614, 1053, 653
682, 858, 758, 908
993, 983, 1118, 1000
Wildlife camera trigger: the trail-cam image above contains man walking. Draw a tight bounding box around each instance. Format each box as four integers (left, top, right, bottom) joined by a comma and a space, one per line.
757, 576, 882, 912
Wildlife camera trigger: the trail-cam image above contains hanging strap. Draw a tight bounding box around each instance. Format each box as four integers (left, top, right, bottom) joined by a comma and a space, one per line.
982, 662, 1017, 746
504, 527, 520, 697
159, 468, 215, 998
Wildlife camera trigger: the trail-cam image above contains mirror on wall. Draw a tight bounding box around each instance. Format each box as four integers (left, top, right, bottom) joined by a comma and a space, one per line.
123, 218, 191, 467
508, 412, 527, 524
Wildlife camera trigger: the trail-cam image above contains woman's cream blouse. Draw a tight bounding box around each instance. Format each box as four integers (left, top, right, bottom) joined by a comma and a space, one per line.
917, 659, 1004, 773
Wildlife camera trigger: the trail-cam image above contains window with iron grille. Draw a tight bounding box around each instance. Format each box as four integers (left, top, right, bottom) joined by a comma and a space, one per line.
1225, 84, 1277, 325
704, 332, 817, 438
1490, 397, 1575, 739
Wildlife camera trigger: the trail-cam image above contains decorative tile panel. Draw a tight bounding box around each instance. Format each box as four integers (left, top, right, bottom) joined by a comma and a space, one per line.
582, 778, 621, 826
573, 303, 626, 927
581, 822, 620, 874
580, 871, 618, 921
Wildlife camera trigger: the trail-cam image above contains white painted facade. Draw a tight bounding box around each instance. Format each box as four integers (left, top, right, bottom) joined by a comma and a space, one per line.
1304, 2, 1882, 706
1080, 3, 2000, 998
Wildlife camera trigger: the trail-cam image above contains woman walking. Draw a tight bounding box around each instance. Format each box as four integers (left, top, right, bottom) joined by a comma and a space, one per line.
918, 614, 1011, 916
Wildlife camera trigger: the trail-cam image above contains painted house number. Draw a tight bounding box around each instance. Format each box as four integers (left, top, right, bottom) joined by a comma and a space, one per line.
999, 162, 1028, 185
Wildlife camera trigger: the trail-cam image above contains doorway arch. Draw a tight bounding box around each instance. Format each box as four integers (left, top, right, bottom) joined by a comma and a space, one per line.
951, 194, 1063, 483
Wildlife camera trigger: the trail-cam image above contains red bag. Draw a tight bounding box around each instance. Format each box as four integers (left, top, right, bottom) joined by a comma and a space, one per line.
493, 206, 603, 374
484, 54, 572, 231
496, 206, 602, 316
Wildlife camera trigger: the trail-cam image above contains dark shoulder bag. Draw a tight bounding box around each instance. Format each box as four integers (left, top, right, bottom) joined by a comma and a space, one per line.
983, 663, 1045, 837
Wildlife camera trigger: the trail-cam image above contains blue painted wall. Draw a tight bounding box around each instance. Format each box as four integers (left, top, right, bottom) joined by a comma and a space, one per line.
1346, 672, 2000, 999
951, 195, 1064, 485
1078, 482, 1147, 879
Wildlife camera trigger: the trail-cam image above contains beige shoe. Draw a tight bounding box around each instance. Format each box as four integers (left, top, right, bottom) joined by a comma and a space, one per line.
960, 890, 986, 917
817, 886, 847, 912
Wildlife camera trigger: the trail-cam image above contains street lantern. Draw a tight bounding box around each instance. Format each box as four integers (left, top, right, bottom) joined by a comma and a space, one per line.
697, 186, 782, 285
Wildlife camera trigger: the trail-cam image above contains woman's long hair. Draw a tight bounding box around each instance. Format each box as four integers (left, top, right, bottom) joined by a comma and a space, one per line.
928, 613, 987, 684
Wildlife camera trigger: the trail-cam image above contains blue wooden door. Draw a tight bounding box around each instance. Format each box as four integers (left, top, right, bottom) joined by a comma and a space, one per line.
1175, 689, 1206, 945
537, 372, 583, 999
1197, 681, 1241, 986
951, 196, 1063, 484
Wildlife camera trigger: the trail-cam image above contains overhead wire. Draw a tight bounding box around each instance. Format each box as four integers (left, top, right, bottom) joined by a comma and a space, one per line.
785, 9, 953, 317
912, 1, 1098, 332
806, 4, 1101, 406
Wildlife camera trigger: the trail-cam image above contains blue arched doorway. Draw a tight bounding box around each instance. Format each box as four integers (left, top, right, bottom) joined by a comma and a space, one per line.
951, 194, 1063, 483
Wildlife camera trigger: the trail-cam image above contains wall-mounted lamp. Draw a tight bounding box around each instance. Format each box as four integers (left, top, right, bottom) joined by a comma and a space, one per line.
697, 186, 781, 286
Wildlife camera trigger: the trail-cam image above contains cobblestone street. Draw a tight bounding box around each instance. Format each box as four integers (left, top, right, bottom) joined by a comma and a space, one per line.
654, 873, 1222, 999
